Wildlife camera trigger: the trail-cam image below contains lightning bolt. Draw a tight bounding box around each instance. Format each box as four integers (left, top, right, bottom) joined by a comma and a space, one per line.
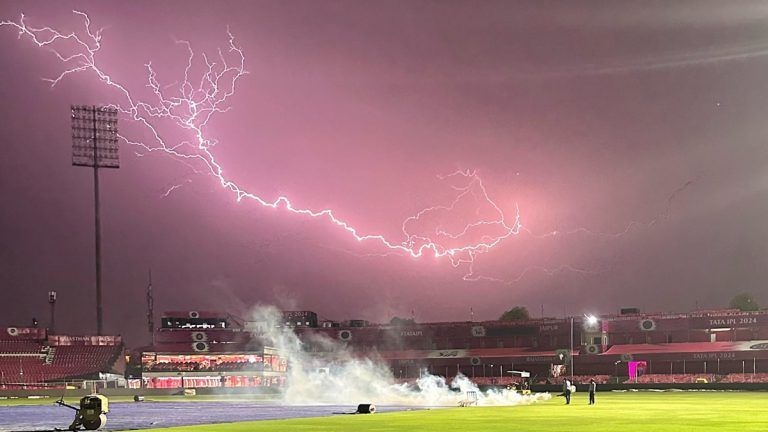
520, 179, 694, 240
162, 181, 190, 198
3, 12, 696, 285
465, 264, 601, 285
1, 11, 528, 278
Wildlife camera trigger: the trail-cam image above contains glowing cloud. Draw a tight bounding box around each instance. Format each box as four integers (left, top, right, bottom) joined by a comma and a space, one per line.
1, 11, 523, 279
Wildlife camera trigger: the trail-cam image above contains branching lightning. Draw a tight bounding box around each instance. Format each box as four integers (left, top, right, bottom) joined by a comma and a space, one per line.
0, 11, 526, 278
2, 12, 690, 284
520, 179, 694, 240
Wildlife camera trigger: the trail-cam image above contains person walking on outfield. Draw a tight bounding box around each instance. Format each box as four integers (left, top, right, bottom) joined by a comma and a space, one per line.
563, 379, 571, 404
588, 379, 596, 405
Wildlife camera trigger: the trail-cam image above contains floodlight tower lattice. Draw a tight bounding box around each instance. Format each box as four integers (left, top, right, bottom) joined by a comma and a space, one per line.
147, 269, 155, 343
48, 290, 57, 334
71, 105, 119, 335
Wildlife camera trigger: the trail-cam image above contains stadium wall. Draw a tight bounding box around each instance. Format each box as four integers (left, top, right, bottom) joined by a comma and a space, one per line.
0, 386, 282, 399
530, 382, 768, 393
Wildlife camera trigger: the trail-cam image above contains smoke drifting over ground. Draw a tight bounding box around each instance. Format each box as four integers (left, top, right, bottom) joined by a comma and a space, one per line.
249, 306, 551, 406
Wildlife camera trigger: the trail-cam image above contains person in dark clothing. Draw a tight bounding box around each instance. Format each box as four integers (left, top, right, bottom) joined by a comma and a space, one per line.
563, 379, 571, 404
588, 379, 596, 405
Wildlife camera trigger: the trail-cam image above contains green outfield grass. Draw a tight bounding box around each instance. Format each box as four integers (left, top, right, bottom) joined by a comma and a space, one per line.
136, 392, 768, 432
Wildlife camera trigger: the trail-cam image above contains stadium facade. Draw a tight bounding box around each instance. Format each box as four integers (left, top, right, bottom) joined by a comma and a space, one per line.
4, 308, 768, 388
137, 311, 287, 389
131, 308, 768, 388
293, 309, 768, 384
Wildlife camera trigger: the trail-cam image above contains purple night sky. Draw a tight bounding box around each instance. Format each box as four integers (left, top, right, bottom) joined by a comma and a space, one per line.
1, 1, 768, 345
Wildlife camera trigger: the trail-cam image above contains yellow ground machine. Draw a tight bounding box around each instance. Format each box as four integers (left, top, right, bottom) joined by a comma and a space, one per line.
56, 394, 109, 430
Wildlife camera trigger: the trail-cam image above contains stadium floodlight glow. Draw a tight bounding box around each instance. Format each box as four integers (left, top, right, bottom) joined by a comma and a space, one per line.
72, 105, 120, 336
585, 314, 598, 326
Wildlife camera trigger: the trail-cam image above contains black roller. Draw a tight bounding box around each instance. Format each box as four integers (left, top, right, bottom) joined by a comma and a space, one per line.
356, 403, 376, 414
82, 414, 107, 430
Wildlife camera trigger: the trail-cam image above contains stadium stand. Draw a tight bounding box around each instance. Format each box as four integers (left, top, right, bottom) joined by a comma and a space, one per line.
543, 375, 612, 385
10, 307, 768, 389
144, 359, 277, 373
632, 374, 715, 384
0, 329, 123, 385
0, 344, 122, 384
290, 308, 768, 384
469, 376, 525, 386
719, 373, 768, 383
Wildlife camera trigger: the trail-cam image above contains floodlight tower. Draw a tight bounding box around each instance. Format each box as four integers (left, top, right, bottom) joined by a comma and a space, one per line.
48, 290, 57, 334
71, 105, 119, 335
569, 316, 574, 382
147, 269, 155, 341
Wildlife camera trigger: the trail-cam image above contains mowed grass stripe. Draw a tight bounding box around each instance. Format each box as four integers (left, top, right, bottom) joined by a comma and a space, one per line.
134, 392, 768, 432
